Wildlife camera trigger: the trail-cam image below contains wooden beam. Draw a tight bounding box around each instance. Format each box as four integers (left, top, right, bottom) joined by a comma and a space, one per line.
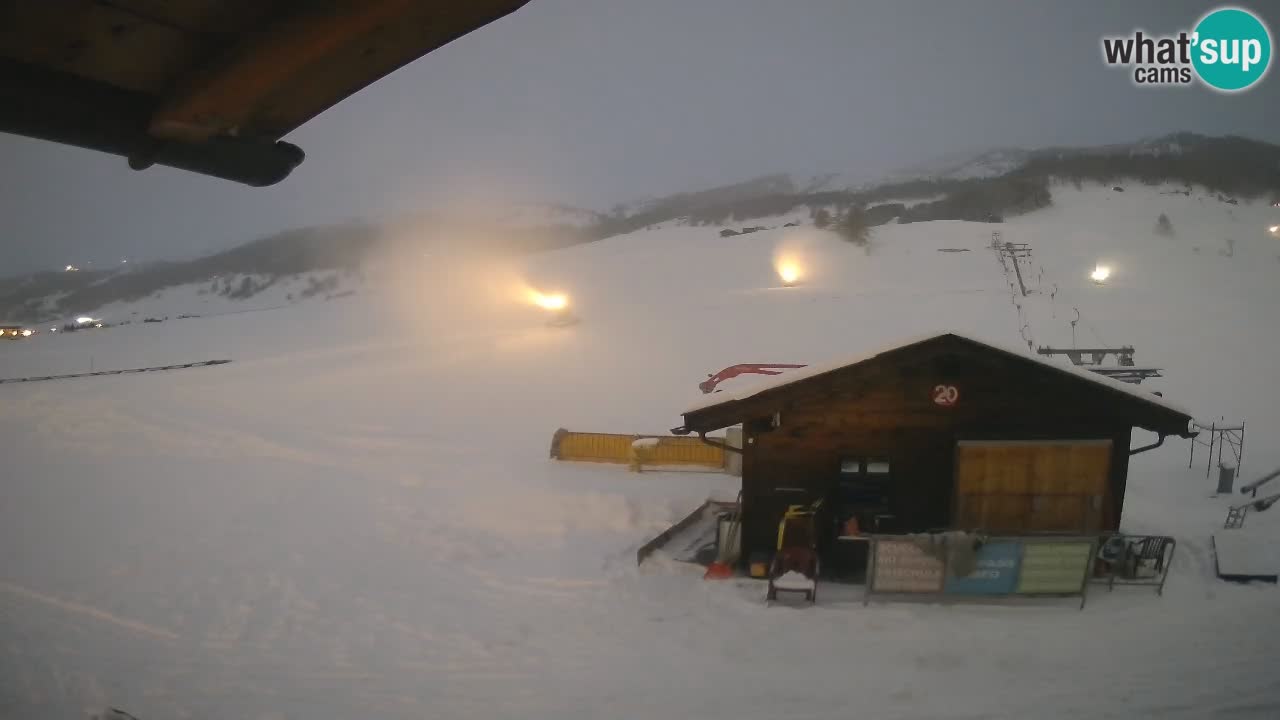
149, 0, 423, 142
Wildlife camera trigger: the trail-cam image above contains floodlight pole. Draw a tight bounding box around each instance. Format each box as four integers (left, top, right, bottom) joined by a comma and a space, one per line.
1007, 244, 1028, 297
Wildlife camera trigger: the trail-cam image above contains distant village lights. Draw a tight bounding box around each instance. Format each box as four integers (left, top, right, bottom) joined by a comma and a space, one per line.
1090, 265, 1112, 284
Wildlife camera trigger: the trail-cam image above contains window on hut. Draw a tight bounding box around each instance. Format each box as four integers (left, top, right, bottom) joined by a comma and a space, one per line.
866, 459, 891, 475
836, 457, 894, 534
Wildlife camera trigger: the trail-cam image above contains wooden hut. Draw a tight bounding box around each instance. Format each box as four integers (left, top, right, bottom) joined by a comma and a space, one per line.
672, 333, 1195, 569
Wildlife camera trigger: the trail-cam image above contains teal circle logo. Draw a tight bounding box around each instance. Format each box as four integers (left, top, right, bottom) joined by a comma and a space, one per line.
1192, 7, 1272, 91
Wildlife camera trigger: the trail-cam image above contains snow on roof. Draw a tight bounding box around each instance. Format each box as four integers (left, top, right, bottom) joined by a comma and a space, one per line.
682, 331, 1192, 419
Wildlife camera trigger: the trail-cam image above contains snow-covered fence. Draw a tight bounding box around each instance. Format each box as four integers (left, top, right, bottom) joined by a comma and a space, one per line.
0, 359, 232, 385
549, 428, 727, 472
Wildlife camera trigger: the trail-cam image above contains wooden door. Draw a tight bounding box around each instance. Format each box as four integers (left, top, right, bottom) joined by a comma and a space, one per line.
954, 440, 1111, 533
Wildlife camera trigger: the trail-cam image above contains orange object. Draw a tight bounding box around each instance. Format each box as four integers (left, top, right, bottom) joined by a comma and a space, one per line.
704, 562, 734, 580
843, 516, 860, 536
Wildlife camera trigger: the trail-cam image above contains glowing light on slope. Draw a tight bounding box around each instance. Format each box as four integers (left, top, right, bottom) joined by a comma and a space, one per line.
527, 289, 569, 311
776, 260, 803, 286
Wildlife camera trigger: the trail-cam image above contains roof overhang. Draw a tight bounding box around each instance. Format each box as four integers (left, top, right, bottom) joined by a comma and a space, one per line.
0, 0, 530, 186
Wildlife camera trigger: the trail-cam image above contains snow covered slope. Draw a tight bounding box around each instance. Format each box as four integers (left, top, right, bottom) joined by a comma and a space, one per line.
2, 183, 1279, 720
880, 133, 1218, 186
67, 270, 364, 325
891, 147, 1032, 182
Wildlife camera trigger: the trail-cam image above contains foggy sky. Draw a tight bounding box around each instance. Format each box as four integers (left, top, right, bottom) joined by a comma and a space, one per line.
3, 0, 1279, 275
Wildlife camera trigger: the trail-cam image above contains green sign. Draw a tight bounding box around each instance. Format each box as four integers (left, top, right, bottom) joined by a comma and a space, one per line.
1016, 542, 1093, 594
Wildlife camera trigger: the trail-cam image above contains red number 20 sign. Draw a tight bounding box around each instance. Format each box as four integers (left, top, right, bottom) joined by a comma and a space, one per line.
932, 384, 960, 407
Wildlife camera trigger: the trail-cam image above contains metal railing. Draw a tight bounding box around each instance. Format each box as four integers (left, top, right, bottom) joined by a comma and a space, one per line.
1239, 465, 1280, 498
1225, 492, 1280, 529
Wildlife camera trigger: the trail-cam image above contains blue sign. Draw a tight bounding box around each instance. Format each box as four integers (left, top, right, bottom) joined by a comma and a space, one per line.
944, 542, 1022, 595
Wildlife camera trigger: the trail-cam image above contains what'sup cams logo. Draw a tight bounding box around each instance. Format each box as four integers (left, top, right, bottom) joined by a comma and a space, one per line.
1102, 6, 1272, 91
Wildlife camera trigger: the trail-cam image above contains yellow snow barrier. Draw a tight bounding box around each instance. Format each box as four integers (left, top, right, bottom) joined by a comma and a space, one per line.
549, 429, 727, 472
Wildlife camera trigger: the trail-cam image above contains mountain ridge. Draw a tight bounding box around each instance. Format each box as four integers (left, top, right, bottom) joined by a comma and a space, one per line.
3, 132, 1278, 324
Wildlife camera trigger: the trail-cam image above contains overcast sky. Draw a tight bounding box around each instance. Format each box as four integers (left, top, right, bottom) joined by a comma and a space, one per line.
3, 0, 1279, 275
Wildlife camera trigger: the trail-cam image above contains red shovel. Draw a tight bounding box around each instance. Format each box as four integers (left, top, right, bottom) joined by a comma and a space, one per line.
703, 561, 735, 580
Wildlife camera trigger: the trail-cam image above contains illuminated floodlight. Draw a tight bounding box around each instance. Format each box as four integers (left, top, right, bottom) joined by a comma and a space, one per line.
776, 260, 803, 286
534, 292, 568, 311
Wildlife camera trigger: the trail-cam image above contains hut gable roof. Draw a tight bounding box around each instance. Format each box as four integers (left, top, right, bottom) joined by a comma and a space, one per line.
679, 332, 1193, 435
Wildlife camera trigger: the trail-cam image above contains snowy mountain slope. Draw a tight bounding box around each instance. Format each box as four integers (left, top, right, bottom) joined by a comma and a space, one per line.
1, 209, 584, 324
889, 147, 1032, 183
793, 147, 1035, 192
53, 270, 363, 325
9, 135, 1271, 328
1, 183, 1279, 720
878, 133, 1239, 187
492, 201, 607, 228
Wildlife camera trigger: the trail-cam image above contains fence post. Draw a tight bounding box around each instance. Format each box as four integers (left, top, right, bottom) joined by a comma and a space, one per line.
1238, 422, 1246, 479
1206, 422, 1216, 479
628, 435, 643, 473
939, 535, 951, 603
1215, 423, 1225, 476
863, 537, 877, 606
1188, 425, 1195, 469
